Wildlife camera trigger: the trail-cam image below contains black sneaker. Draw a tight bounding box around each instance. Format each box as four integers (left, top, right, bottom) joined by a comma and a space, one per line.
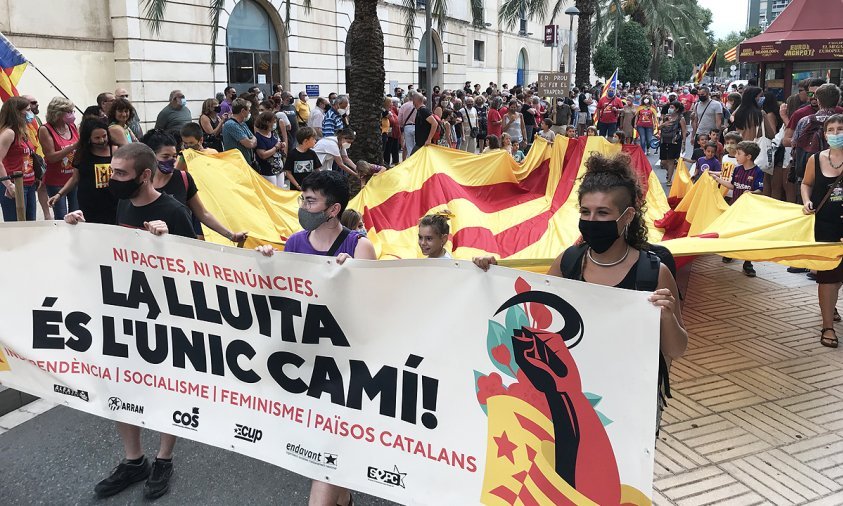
787, 266, 809, 273
743, 262, 756, 277
722, 257, 733, 263
143, 459, 174, 500
94, 456, 151, 498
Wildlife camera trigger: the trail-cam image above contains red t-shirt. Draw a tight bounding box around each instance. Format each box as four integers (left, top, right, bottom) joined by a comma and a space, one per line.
597, 97, 623, 123
487, 108, 503, 137
786, 104, 843, 130
636, 106, 657, 127
43, 123, 79, 187
678, 93, 695, 112
3, 134, 36, 185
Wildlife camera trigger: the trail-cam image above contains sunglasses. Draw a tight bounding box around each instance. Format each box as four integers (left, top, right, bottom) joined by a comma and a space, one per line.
807, 91, 816, 97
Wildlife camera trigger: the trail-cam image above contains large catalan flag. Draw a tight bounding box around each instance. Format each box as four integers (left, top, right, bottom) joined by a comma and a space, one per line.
0, 31, 27, 101
593, 68, 619, 124
693, 50, 717, 85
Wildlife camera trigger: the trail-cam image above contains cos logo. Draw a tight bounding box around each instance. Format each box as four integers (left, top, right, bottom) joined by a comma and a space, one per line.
172, 408, 199, 429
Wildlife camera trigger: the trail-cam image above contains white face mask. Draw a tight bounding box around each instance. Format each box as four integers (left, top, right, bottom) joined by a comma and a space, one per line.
342, 142, 351, 150
257, 92, 264, 101
337, 108, 347, 115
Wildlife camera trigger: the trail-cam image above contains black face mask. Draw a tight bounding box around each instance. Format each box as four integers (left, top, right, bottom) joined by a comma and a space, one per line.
214, 105, 222, 113
699, 95, 709, 102
108, 176, 143, 200
578, 209, 629, 253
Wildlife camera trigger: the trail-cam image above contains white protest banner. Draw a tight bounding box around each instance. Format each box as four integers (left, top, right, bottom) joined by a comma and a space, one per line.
0, 223, 659, 505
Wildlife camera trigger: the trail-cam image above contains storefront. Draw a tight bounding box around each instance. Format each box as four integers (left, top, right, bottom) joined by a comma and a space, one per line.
738, 0, 843, 100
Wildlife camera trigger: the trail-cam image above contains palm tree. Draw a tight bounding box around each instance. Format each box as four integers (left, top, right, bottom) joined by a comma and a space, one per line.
499, 0, 598, 88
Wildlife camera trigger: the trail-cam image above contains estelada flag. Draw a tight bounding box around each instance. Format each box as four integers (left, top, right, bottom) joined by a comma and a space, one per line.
0, 31, 27, 101
693, 50, 717, 85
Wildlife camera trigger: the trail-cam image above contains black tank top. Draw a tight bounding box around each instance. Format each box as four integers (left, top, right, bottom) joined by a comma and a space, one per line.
810, 154, 843, 242
567, 249, 640, 290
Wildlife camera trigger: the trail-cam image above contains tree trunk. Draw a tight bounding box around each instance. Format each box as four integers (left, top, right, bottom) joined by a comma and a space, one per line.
347, 0, 385, 164
575, 0, 595, 88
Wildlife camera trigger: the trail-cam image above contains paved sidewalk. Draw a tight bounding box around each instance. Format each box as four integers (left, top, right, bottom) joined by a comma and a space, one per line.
654, 256, 843, 505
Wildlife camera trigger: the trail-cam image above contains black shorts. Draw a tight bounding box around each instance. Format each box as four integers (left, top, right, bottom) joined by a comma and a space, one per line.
660, 142, 681, 161
817, 259, 843, 284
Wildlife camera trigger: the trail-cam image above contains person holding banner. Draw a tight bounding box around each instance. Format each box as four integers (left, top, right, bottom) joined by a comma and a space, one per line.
0, 96, 37, 221
256, 170, 374, 506
63, 142, 196, 499
473, 152, 687, 429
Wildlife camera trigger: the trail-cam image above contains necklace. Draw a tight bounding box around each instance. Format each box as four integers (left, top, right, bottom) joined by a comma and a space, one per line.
828, 151, 843, 171
587, 245, 630, 267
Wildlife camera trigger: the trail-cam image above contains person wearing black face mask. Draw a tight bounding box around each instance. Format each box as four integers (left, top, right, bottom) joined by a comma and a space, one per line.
473, 152, 687, 431
199, 98, 224, 151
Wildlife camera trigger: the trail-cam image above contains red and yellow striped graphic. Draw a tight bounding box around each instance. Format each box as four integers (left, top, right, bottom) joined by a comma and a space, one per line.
693, 50, 717, 85
724, 46, 737, 62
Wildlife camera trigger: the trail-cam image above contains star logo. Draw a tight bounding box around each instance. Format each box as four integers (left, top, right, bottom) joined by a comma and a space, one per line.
494, 431, 518, 464
324, 454, 338, 466
108, 397, 122, 411
391, 465, 407, 488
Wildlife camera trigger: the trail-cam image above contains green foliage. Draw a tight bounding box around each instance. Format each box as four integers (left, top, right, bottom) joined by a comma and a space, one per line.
592, 44, 620, 80
605, 22, 652, 84
659, 52, 678, 84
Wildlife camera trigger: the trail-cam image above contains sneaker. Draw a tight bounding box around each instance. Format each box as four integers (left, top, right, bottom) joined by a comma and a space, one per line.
722, 257, 733, 263
743, 262, 756, 278
787, 266, 809, 273
94, 456, 151, 498
143, 459, 174, 500
807, 271, 817, 281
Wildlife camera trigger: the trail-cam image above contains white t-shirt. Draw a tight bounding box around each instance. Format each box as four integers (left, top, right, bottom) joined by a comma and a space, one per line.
461, 107, 478, 133
308, 107, 325, 130
313, 136, 341, 171
275, 111, 291, 131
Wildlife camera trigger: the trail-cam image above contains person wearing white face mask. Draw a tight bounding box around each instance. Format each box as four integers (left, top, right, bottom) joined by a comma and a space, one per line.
154, 90, 192, 135
322, 95, 349, 138
313, 128, 357, 176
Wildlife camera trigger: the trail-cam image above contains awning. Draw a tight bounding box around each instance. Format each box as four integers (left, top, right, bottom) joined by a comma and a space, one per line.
739, 0, 843, 62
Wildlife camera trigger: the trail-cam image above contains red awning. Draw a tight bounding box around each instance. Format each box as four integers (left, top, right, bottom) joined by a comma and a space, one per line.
739, 0, 843, 62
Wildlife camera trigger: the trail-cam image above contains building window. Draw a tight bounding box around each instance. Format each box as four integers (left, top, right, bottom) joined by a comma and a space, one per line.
473, 40, 485, 61
519, 6, 527, 35
227, 0, 282, 94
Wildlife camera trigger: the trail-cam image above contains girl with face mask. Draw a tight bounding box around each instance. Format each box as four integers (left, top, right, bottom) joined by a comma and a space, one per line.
658, 101, 687, 186
472, 152, 687, 429
634, 97, 659, 156
39, 97, 81, 220
141, 129, 247, 243
801, 114, 843, 348
0, 96, 38, 221
47, 119, 117, 224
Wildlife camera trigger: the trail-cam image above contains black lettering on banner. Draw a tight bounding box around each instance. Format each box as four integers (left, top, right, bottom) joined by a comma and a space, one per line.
266, 351, 308, 393
302, 305, 349, 347
226, 340, 260, 383
346, 361, 397, 417
191, 280, 222, 324
269, 296, 301, 343
100, 266, 161, 319
219, 286, 252, 330
163, 277, 195, 319
32, 298, 93, 352
307, 355, 345, 404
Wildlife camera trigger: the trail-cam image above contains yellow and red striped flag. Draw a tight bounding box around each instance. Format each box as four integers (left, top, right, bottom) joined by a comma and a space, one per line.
693, 50, 717, 85
724, 46, 737, 62
0, 31, 27, 101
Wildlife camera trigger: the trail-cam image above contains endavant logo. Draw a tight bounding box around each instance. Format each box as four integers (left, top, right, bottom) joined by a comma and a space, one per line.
54, 384, 89, 402
172, 408, 199, 430
234, 424, 263, 443
107, 396, 144, 414
285, 442, 338, 469
367, 465, 407, 488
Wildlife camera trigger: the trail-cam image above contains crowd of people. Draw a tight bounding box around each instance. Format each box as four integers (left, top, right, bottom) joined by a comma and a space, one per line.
0, 72, 842, 504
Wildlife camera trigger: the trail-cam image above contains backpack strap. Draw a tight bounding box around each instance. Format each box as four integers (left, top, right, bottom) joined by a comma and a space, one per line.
635, 250, 661, 292
327, 227, 352, 257
560, 244, 589, 279
180, 170, 189, 192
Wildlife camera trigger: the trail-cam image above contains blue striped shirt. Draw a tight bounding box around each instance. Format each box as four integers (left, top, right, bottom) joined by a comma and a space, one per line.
322, 109, 344, 137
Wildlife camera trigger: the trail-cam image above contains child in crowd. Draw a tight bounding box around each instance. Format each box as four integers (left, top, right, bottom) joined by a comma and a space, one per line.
283, 127, 321, 191
356, 160, 385, 187
483, 134, 501, 152
719, 132, 742, 198
512, 140, 525, 162
709, 141, 764, 277
586, 126, 598, 136
708, 129, 724, 159
612, 131, 625, 144
684, 133, 708, 167
537, 118, 556, 143
620, 100, 637, 143
340, 208, 367, 237
418, 210, 453, 259
693, 142, 722, 182
176, 122, 218, 172
565, 125, 577, 138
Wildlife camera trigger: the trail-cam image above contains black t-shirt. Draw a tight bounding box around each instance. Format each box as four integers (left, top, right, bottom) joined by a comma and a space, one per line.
255, 131, 280, 176
521, 104, 537, 127
117, 193, 196, 238
415, 107, 433, 147
281, 105, 298, 138
75, 149, 118, 225
155, 170, 198, 206
283, 147, 322, 182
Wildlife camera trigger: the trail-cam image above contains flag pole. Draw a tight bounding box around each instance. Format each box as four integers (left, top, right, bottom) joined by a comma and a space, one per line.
25, 60, 84, 114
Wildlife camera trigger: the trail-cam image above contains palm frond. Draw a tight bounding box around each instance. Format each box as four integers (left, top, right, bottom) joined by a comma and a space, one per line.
432, 0, 449, 36
283, 0, 313, 37
400, 0, 417, 50
548, 0, 567, 25
142, 0, 168, 35
209, 0, 226, 65
498, 0, 524, 32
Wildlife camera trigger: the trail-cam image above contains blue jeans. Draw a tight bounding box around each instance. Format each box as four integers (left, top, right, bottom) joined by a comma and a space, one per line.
637, 126, 654, 152
0, 184, 36, 221
597, 121, 617, 138
47, 185, 78, 221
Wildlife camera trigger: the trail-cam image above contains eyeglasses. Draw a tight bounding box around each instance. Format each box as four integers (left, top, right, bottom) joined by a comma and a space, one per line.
298, 194, 325, 209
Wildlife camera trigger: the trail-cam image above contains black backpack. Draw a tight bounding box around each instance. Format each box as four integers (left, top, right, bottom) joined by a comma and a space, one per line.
561, 244, 673, 429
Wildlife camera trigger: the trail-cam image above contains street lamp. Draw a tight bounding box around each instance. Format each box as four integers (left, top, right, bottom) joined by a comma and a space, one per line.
565, 6, 579, 86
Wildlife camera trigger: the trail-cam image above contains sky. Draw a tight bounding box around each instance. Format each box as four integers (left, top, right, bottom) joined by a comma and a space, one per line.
697, 0, 749, 39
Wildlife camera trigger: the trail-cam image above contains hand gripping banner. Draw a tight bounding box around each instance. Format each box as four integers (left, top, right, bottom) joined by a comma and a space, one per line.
0, 222, 659, 505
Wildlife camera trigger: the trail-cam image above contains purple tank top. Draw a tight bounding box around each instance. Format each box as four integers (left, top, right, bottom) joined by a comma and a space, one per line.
284, 229, 360, 257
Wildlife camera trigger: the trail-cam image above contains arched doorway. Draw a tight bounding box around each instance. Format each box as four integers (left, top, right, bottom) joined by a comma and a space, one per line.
418, 31, 442, 93
227, 0, 287, 95
516, 48, 528, 87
